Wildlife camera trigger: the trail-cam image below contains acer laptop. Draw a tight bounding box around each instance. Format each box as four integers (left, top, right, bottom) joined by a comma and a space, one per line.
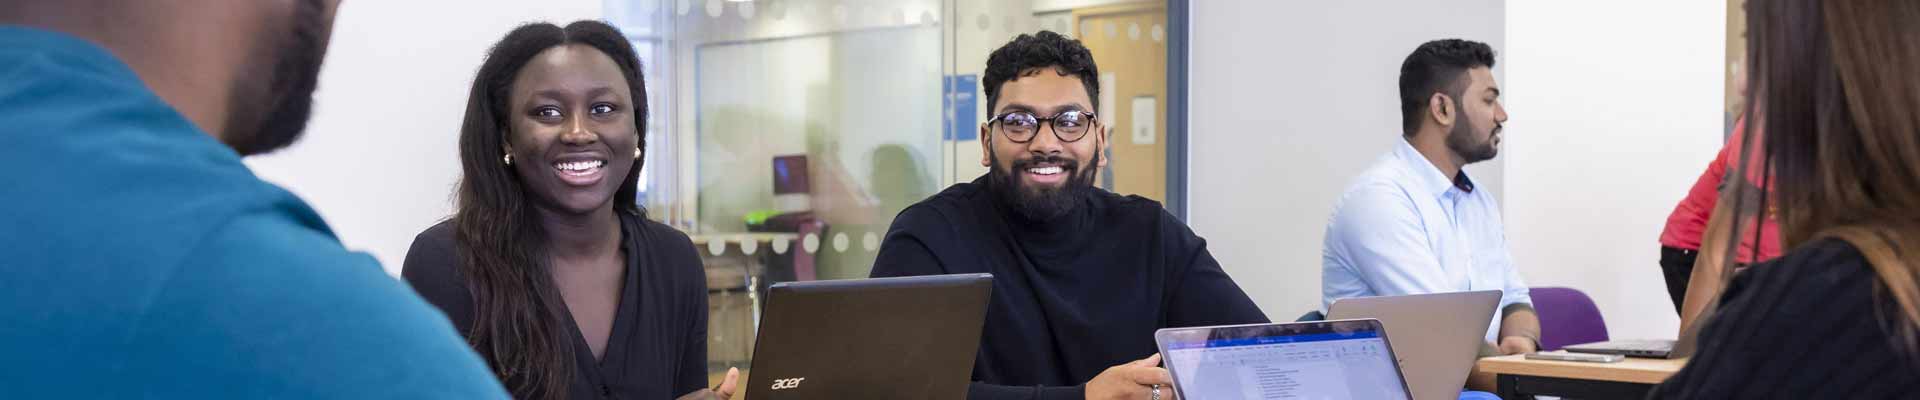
743, 273, 993, 400
1156, 319, 1415, 400
1326, 290, 1501, 400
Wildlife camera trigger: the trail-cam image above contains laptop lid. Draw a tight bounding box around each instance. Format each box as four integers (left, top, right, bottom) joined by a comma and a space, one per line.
1325, 290, 1501, 400
744, 273, 993, 400
1155, 319, 1414, 400
1563, 334, 1694, 359
1563, 340, 1674, 358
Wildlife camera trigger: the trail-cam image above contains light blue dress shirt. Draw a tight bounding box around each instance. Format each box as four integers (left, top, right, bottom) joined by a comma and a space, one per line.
1322, 140, 1531, 343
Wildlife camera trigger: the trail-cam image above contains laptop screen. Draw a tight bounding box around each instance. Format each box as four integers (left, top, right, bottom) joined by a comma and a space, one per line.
1158, 320, 1411, 400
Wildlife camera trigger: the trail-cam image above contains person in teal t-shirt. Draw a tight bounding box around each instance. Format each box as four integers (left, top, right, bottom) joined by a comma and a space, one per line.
0, 1, 508, 398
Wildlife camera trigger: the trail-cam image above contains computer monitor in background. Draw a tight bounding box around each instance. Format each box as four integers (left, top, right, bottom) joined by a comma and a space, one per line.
772, 155, 811, 213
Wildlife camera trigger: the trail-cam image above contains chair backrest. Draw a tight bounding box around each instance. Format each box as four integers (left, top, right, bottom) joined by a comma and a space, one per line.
1530, 287, 1609, 350
793, 220, 823, 281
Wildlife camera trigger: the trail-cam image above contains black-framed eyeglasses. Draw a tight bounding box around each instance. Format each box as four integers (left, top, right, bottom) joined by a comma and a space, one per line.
985, 110, 1098, 143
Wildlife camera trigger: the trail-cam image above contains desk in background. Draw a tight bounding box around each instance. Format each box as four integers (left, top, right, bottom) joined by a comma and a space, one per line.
1477, 354, 1686, 399
693, 233, 802, 377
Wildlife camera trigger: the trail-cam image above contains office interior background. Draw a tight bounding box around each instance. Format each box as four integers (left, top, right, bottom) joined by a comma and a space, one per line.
242, 0, 1731, 371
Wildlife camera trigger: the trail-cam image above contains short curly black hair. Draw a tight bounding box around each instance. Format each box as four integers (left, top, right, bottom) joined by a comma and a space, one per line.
983, 30, 1101, 119
1398, 39, 1495, 137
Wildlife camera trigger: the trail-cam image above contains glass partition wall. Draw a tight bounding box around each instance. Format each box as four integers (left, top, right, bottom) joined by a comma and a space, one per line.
605, 0, 1181, 383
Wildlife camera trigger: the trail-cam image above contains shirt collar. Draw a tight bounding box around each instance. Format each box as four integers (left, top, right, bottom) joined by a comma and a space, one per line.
1393, 139, 1475, 197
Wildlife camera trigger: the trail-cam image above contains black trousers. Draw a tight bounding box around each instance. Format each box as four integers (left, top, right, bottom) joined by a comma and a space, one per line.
1659, 246, 1699, 314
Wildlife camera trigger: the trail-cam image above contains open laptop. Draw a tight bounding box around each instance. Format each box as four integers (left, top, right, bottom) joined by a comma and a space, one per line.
1562, 309, 1703, 359
1156, 319, 1415, 400
1563, 340, 1678, 358
743, 273, 993, 400
1326, 290, 1501, 400
1563, 335, 1696, 359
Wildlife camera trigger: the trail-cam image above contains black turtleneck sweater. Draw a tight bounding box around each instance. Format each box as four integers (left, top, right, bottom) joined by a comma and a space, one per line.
871, 176, 1269, 400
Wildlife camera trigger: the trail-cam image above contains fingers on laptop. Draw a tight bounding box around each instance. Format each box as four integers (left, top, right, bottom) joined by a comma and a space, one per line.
1126, 366, 1173, 386
1132, 353, 1162, 367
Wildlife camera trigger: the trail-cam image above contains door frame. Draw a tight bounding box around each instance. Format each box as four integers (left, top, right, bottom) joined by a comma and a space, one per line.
1071, 0, 1190, 220
1167, 0, 1189, 221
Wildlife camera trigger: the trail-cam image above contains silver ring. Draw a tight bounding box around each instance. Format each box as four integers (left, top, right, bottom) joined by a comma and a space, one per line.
1150, 384, 1162, 400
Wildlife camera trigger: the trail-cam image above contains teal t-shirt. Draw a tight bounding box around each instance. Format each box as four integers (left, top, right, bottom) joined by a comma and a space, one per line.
0, 26, 508, 399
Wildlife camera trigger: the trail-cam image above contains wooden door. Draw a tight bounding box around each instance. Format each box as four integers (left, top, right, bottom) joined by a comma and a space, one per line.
1075, 4, 1169, 203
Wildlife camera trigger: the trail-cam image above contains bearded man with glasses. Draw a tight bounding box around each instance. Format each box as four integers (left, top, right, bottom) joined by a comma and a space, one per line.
872, 31, 1268, 400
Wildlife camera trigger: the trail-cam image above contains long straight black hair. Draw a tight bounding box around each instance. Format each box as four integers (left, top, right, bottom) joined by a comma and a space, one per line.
453, 20, 648, 399
1732, 0, 1920, 356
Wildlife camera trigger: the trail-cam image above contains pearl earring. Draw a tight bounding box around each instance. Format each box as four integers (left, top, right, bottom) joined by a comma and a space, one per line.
633, 147, 641, 159
503, 153, 514, 166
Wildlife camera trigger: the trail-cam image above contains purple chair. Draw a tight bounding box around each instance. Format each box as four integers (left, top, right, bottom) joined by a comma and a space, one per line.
1530, 287, 1610, 351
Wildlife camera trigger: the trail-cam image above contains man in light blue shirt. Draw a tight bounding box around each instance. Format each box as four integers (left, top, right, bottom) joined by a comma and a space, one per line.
0, 1, 507, 398
1322, 39, 1540, 357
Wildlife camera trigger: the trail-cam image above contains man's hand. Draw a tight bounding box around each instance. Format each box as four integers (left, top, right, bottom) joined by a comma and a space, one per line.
677, 367, 739, 400
1086, 354, 1175, 400
1497, 336, 1537, 355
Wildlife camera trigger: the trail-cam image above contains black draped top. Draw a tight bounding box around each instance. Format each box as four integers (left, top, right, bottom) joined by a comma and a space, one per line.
403, 211, 710, 399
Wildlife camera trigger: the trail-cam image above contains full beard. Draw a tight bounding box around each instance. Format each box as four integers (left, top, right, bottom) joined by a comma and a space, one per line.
222, 0, 329, 156
987, 151, 1100, 222
1447, 113, 1500, 164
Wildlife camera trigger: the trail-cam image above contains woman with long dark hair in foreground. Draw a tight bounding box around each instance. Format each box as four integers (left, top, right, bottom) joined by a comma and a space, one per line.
1650, 0, 1920, 397
403, 20, 737, 400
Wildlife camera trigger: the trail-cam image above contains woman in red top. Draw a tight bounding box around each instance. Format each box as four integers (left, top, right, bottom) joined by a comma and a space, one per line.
1658, 114, 1781, 332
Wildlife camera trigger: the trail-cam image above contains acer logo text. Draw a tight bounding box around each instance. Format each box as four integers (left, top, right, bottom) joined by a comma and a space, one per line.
770, 378, 805, 390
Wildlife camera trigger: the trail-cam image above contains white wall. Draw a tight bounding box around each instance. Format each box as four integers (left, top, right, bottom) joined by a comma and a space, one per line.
245, 0, 603, 274
1503, 1, 1724, 340
1189, 1, 1506, 322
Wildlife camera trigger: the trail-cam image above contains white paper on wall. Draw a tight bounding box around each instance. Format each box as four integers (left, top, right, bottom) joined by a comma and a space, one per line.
1131, 95, 1156, 145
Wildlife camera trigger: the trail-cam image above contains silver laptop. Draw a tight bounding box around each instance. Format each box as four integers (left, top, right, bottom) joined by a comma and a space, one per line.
1326, 290, 1501, 400
1562, 340, 1675, 358
1156, 319, 1415, 400
1563, 333, 1697, 359
1563, 306, 1704, 359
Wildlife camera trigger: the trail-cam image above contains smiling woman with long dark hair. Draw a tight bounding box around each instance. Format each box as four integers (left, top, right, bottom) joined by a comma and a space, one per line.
401, 20, 736, 400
